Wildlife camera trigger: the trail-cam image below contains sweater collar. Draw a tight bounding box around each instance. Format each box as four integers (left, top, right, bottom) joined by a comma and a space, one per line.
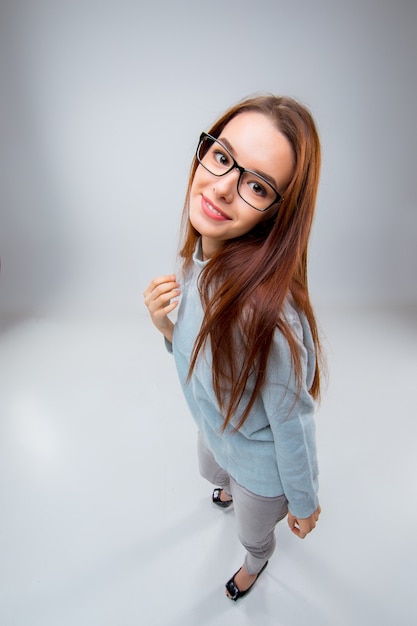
192, 238, 209, 270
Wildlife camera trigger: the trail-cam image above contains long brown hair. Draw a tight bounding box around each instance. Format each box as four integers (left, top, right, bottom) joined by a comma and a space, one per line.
180, 94, 322, 431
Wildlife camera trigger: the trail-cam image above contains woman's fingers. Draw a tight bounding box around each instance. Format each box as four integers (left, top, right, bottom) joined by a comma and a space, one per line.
144, 275, 176, 297
143, 275, 181, 320
287, 505, 321, 539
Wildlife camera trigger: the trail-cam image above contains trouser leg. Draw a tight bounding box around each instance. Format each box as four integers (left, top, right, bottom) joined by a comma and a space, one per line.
197, 432, 288, 575
229, 476, 288, 575
197, 432, 232, 497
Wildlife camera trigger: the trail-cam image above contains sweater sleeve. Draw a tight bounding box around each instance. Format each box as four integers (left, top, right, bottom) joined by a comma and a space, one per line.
261, 319, 319, 519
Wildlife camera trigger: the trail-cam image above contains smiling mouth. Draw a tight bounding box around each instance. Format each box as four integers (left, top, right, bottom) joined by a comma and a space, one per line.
202, 196, 231, 221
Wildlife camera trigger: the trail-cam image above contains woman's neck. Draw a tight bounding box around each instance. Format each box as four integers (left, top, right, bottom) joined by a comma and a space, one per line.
201, 236, 223, 260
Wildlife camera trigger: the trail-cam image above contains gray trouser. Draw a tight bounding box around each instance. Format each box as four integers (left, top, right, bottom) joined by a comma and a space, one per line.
197, 432, 288, 575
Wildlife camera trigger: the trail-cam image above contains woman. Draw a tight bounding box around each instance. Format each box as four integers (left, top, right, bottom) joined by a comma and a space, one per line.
144, 94, 323, 601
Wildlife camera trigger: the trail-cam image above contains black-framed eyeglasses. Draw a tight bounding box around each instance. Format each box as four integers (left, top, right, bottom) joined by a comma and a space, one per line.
196, 132, 283, 212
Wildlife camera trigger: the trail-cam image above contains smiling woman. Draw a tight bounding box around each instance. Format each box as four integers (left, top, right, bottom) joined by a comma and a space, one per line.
143, 94, 323, 602
188, 111, 294, 259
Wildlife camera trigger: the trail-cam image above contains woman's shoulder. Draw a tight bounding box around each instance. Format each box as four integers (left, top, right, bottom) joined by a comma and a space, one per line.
281, 294, 303, 330
281, 294, 300, 322
279, 294, 314, 349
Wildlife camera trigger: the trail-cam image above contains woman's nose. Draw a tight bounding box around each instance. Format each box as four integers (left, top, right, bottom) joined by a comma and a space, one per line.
212, 169, 239, 202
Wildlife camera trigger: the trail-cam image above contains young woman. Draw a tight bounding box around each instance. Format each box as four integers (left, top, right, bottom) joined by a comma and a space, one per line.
144, 94, 323, 601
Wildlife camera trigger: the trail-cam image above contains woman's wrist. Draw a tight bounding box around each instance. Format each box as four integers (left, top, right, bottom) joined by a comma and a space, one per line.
158, 319, 174, 343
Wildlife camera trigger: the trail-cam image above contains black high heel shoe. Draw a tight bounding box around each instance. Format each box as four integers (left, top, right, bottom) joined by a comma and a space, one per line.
212, 488, 233, 509
225, 561, 268, 601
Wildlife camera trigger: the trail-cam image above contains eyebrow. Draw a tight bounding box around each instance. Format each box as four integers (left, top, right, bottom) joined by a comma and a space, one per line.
218, 136, 279, 190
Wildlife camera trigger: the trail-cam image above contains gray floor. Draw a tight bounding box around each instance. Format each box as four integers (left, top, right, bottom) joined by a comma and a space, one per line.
1, 306, 416, 626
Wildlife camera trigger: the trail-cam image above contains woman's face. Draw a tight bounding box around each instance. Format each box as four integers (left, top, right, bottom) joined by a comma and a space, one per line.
189, 111, 294, 259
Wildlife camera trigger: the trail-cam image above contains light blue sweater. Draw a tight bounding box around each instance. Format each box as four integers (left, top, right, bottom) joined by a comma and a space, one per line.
168, 241, 319, 518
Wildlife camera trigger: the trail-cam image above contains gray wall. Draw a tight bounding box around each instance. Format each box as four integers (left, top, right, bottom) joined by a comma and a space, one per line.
1, 0, 416, 316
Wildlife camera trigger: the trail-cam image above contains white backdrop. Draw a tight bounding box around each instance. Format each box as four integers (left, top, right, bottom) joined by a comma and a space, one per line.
1, 4, 417, 624
0, 0, 416, 316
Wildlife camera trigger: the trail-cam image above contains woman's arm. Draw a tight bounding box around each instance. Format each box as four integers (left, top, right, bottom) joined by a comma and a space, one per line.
261, 318, 320, 536
143, 275, 180, 344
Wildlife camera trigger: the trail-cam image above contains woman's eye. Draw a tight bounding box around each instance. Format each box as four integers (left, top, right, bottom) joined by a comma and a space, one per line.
249, 180, 267, 197
213, 149, 230, 168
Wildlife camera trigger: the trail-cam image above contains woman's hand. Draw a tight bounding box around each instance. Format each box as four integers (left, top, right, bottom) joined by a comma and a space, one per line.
143, 275, 181, 343
287, 504, 321, 539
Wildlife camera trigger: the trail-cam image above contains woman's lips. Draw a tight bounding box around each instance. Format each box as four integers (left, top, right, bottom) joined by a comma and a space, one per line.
201, 195, 231, 221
